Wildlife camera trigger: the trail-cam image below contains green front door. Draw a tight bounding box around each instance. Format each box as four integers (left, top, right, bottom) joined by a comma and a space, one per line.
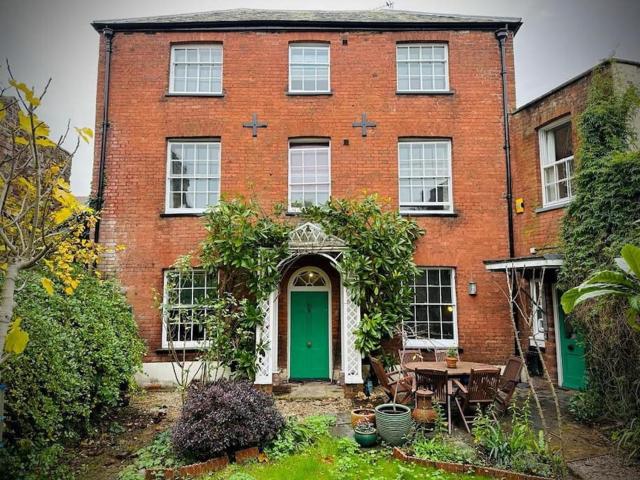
557, 290, 586, 390
290, 291, 330, 380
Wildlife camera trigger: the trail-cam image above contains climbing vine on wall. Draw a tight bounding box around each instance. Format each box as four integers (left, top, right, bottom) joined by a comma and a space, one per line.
559, 64, 640, 455
176, 195, 423, 379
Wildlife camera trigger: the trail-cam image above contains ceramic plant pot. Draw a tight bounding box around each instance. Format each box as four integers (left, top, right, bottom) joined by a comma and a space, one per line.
374, 403, 413, 446
354, 430, 378, 447
351, 408, 376, 428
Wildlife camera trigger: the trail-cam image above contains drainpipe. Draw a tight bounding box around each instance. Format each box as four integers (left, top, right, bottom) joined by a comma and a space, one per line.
496, 26, 515, 259
94, 27, 114, 243
496, 26, 520, 358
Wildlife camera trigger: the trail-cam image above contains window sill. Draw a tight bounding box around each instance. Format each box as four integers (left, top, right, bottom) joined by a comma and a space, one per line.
165, 93, 224, 98
285, 211, 301, 216
156, 347, 204, 353
160, 212, 205, 218
286, 91, 333, 96
535, 202, 571, 214
396, 90, 455, 96
400, 211, 457, 218
404, 339, 458, 349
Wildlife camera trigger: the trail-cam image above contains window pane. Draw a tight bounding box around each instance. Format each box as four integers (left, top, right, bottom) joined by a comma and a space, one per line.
167, 142, 221, 211
553, 122, 573, 160
289, 146, 330, 209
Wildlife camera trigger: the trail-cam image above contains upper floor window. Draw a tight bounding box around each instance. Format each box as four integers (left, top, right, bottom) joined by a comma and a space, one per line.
397, 44, 449, 93
539, 118, 574, 206
404, 268, 457, 348
398, 139, 453, 213
163, 269, 217, 348
289, 44, 330, 93
170, 45, 222, 95
288, 140, 331, 211
166, 140, 220, 214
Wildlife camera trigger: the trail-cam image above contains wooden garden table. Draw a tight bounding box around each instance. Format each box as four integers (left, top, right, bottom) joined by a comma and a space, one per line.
404, 360, 497, 377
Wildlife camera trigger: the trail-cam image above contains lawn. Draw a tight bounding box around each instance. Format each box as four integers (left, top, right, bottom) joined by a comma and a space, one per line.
205, 436, 490, 480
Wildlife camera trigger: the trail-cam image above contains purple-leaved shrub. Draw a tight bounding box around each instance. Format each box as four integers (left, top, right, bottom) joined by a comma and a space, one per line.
172, 379, 285, 460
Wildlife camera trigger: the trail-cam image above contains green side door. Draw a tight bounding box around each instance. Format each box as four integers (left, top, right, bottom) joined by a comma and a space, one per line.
557, 290, 586, 390
290, 291, 330, 380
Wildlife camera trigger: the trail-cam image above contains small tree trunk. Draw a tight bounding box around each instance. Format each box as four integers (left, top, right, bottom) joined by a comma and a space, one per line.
0, 261, 20, 444
0, 262, 20, 360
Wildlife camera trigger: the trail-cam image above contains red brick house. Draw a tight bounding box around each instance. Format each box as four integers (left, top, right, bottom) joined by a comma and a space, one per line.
486, 59, 640, 390
89, 9, 524, 391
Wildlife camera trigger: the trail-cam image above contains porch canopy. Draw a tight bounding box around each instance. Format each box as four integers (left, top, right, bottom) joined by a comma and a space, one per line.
483, 254, 563, 272
254, 222, 363, 385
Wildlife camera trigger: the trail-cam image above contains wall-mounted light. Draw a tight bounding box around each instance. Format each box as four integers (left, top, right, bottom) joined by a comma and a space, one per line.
468, 281, 477, 296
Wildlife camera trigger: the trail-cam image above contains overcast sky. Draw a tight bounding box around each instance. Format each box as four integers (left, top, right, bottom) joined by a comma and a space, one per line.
1, 0, 639, 196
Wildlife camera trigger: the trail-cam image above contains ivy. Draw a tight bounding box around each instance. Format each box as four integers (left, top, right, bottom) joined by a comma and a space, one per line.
189, 195, 423, 379
559, 63, 640, 457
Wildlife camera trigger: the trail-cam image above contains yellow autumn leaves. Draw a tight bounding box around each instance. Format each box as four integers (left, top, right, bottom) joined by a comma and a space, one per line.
5, 317, 29, 355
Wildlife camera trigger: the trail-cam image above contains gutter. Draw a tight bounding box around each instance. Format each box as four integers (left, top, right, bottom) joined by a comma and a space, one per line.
94, 27, 114, 243
496, 26, 515, 259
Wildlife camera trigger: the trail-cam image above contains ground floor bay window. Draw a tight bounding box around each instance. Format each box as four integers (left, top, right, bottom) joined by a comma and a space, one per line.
403, 267, 458, 349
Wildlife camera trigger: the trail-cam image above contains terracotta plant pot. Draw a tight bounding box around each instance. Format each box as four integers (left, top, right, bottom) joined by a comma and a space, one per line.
446, 357, 457, 368
351, 408, 376, 428
374, 403, 413, 446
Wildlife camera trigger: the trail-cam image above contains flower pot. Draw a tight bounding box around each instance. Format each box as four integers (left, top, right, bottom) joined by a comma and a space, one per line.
351, 408, 376, 428
446, 356, 457, 368
353, 429, 378, 447
374, 403, 413, 446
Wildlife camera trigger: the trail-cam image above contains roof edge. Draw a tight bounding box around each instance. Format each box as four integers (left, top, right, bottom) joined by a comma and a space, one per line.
513, 57, 640, 114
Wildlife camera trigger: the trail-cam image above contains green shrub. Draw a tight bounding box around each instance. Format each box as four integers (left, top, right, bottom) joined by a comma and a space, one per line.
612, 418, 640, 460
264, 415, 335, 460
0, 270, 145, 479
473, 401, 564, 478
568, 390, 603, 424
118, 430, 185, 480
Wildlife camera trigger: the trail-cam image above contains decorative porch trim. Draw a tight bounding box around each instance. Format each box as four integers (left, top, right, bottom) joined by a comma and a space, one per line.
341, 278, 363, 384
255, 290, 277, 384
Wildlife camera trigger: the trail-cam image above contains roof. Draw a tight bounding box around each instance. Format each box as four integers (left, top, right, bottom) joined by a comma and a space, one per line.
484, 254, 563, 271
91, 8, 522, 33
514, 58, 640, 114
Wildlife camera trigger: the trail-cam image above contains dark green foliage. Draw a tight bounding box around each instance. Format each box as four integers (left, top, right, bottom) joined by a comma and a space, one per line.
568, 389, 603, 424
303, 196, 424, 353
473, 401, 564, 478
264, 414, 336, 460
559, 65, 640, 459
0, 270, 145, 479
171, 380, 285, 460
118, 430, 185, 480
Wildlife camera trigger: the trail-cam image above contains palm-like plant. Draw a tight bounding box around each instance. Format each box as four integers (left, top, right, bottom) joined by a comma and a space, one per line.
561, 244, 640, 331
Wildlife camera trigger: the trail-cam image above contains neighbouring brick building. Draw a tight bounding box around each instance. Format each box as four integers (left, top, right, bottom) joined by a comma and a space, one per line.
485, 59, 640, 389
90, 9, 526, 392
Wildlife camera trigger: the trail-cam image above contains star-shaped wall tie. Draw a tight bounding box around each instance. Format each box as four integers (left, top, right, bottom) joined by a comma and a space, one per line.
352, 112, 377, 137
242, 113, 268, 137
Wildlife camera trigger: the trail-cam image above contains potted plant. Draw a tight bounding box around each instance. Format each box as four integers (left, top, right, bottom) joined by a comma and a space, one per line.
445, 347, 458, 368
353, 421, 378, 447
351, 407, 376, 428
374, 403, 413, 446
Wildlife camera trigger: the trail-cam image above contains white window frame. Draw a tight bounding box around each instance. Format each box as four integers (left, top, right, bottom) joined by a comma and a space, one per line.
396, 43, 449, 93
288, 140, 331, 212
161, 269, 216, 349
398, 139, 454, 214
165, 140, 221, 214
288, 43, 331, 94
539, 117, 575, 207
529, 278, 547, 347
404, 267, 458, 349
169, 44, 223, 95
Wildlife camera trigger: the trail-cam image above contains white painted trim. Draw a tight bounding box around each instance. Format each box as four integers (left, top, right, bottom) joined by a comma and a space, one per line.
396, 43, 450, 93
288, 43, 331, 94
529, 278, 546, 348
539, 115, 574, 207
169, 44, 223, 95
552, 285, 564, 387
288, 141, 331, 212
485, 258, 564, 271
287, 266, 332, 380
165, 140, 221, 214
397, 139, 454, 213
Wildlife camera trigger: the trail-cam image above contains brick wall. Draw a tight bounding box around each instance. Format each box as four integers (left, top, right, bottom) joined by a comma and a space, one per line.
92, 28, 516, 365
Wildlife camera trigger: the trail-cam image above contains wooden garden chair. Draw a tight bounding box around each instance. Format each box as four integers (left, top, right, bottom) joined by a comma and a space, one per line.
370, 356, 414, 405
414, 368, 452, 434
453, 367, 501, 432
495, 357, 524, 413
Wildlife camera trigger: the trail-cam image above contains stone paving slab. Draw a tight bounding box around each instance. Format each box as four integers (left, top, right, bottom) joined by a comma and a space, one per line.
568, 454, 640, 480
277, 382, 344, 400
